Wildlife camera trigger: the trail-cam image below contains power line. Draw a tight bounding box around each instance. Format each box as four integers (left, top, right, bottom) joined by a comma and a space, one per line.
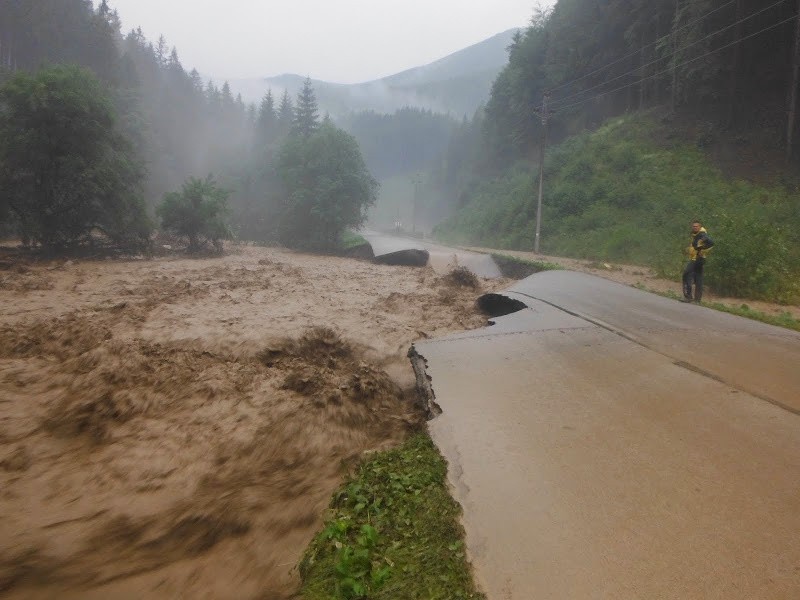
550, 0, 791, 109
546, 0, 737, 95
552, 13, 797, 114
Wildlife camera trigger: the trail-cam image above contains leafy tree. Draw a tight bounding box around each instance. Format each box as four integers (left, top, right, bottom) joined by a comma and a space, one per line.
157, 175, 232, 252
276, 123, 378, 250
0, 64, 150, 250
293, 77, 319, 137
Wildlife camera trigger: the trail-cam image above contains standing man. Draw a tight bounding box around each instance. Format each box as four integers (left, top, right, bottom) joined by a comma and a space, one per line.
682, 220, 715, 303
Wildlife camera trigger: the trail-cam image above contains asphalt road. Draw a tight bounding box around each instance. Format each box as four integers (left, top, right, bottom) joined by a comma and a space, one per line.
416, 270, 800, 599
359, 231, 502, 278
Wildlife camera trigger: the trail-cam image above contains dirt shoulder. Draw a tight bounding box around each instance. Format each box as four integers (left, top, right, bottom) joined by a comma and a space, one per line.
464, 246, 800, 321
0, 244, 509, 599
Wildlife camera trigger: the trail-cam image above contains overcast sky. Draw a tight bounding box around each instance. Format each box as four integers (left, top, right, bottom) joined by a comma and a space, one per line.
107, 1, 557, 83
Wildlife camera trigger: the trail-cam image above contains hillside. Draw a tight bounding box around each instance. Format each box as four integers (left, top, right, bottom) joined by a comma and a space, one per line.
228, 29, 519, 117
435, 113, 800, 302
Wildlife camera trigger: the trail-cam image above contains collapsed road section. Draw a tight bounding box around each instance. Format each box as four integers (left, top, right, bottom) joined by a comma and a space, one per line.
412, 271, 800, 599
359, 231, 502, 277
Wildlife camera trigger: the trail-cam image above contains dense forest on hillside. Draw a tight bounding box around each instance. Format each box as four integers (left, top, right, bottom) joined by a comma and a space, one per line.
0, 0, 377, 249
483, 0, 800, 163
435, 0, 800, 301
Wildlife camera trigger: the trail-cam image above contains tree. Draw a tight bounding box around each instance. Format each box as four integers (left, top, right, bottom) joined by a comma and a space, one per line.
256, 90, 277, 149
276, 123, 378, 250
0, 64, 150, 250
278, 90, 294, 137
157, 175, 232, 252
293, 77, 319, 136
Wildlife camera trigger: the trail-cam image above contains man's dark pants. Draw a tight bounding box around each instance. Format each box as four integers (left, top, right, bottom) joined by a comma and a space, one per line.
682, 258, 705, 301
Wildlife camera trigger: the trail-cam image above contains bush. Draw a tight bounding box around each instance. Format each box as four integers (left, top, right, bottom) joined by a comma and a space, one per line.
157, 176, 232, 252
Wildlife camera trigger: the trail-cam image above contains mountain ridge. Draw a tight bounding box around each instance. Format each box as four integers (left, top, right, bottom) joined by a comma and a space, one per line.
228, 28, 519, 117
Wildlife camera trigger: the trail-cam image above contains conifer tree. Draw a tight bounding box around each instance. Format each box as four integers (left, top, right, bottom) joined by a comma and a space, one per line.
277, 90, 294, 137
293, 77, 319, 137
256, 90, 277, 148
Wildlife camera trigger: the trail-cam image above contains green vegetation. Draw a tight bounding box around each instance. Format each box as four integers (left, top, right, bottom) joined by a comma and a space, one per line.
340, 231, 369, 251
430, 1, 800, 305
703, 304, 800, 332
277, 122, 378, 251
437, 115, 800, 302
490, 254, 561, 280
157, 176, 232, 252
633, 284, 800, 332
0, 65, 150, 251
300, 433, 485, 600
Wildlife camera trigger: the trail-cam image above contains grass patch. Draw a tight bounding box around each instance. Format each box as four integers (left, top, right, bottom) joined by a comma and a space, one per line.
340, 231, 369, 250
300, 433, 485, 600
491, 253, 560, 280
633, 283, 800, 332
704, 302, 800, 332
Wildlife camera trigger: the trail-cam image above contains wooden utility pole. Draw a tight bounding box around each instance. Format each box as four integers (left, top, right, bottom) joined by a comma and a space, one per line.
787, 0, 800, 162
534, 93, 550, 254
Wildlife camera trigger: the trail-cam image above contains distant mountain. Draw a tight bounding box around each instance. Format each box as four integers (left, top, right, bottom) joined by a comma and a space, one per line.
228, 29, 519, 117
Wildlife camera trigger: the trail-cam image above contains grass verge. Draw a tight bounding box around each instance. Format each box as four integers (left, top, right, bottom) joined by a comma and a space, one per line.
300, 432, 485, 600
633, 284, 800, 332
340, 231, 369, 250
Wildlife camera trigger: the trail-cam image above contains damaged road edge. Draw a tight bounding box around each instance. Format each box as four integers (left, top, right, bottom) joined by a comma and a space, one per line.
407, 345, 442, 419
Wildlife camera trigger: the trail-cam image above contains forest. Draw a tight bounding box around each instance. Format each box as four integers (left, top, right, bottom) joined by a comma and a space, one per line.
0, 0, 376, 251
433, 0, 800, 301
2, 0, 799, 299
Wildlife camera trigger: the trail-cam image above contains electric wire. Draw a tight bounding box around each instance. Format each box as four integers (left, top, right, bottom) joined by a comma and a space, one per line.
545, 0, 737, 95
549, 0, 791, 108
552, 13, 797, 114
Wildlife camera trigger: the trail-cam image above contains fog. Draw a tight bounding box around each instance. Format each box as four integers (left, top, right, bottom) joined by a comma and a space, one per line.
107, 0, 557, 83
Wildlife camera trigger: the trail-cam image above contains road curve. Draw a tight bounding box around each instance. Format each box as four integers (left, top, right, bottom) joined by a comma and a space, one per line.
416, 271, 800, 599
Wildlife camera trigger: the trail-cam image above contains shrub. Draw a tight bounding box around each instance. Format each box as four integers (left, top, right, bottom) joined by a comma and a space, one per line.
157, 176, 232, 252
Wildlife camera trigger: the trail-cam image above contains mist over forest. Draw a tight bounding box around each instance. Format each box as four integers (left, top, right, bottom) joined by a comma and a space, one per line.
1, 0, 799, 298
2, 2, 800, 598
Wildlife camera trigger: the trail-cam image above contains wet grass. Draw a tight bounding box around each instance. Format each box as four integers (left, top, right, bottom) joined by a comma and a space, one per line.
340, 231, 369, 250
634, 284, 800, 332
703, 302, 800, 332
300, 433, 485, 600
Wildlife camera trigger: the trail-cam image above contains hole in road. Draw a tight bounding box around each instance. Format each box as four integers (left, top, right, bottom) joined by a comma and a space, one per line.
477, 293, 527, 318
373, 249, 430, 267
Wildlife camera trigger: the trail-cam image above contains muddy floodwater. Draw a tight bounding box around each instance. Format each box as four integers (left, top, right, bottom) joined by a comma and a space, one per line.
0, 245, 507, 599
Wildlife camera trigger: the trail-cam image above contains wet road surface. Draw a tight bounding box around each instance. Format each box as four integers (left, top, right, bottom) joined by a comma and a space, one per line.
416, 271, 800, 599
360, 231, 502, 278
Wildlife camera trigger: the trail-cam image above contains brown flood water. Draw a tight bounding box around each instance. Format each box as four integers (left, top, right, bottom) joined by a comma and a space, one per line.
0, 245, 508, 599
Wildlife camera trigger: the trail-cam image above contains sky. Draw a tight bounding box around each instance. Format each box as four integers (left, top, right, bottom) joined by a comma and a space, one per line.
107, 0, 558, 84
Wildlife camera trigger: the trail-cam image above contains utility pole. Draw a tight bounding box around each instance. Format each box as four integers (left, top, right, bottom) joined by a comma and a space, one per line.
534, 93, 550, 254
787, 0, 800, 162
